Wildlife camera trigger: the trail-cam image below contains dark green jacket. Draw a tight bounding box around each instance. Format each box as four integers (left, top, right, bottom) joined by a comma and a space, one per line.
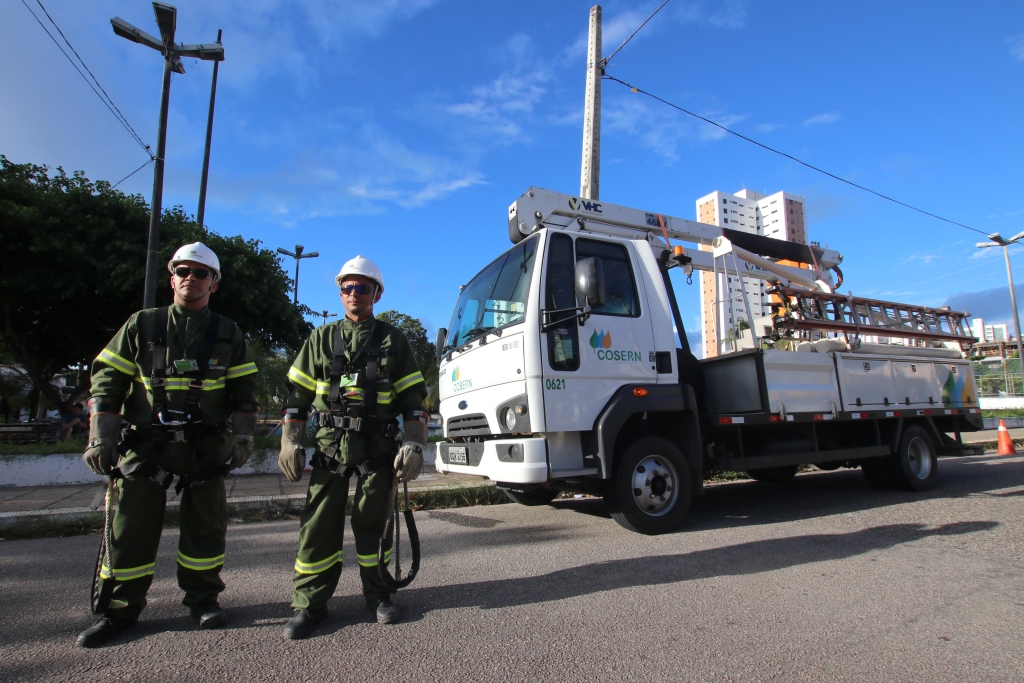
91, 304, 258, 472
286, 316, 426, 465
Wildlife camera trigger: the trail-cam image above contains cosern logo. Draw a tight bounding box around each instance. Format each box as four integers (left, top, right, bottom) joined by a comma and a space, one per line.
589, 330, 641, 362
451, 365, 472, 392
568, 197, 603, 214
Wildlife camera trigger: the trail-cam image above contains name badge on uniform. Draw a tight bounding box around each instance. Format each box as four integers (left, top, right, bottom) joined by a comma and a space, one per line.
174, 359, 199, 373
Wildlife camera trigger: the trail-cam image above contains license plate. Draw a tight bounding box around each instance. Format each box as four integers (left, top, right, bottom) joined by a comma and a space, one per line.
448, 446, 467, 464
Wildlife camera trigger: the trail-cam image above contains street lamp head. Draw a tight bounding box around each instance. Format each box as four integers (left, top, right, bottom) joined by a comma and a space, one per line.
153, 2, 177, 39
276, 247, 295, 257
1009, 230, 1024, 244
988, 232, 1008, 245
305, 252, 320, 258
111, 18, 164, 50
177, 43, 225, 61
977, 241, 1001, 248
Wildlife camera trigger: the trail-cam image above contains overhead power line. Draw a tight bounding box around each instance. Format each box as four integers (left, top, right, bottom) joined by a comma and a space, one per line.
111, 158, 155, 189
21, 0, 154, 159
601, 0, 672, 69
603, 72, 986, 236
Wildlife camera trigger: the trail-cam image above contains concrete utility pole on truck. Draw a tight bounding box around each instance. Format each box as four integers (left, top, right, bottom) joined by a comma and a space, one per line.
431, 187, 981, 535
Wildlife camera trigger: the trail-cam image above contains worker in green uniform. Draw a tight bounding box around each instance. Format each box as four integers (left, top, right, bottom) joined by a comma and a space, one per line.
76, 242, 260, 648
278, 255, 428, 640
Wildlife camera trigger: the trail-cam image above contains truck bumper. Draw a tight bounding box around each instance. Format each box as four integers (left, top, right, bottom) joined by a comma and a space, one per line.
435, 438, 548, 484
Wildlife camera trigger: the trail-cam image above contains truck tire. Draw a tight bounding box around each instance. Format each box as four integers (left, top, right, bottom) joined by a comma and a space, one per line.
885, 425, 938, 491
606, 436, 692, 535
501, 486, 559, 506
745, 465, 799, 483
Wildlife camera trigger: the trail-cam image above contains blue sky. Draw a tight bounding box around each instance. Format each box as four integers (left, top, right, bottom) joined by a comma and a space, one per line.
4, 1, 1024, 353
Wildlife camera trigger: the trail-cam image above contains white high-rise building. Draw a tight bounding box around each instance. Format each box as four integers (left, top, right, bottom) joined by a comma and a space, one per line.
696, 189, 808, 358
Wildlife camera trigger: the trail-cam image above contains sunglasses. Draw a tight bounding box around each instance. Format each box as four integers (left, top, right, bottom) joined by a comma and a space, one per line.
174, 266, 213, 280
340, 283, 375, 296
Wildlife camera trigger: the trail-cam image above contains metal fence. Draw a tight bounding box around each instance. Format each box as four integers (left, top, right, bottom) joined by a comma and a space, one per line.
973, 360, 1023, 397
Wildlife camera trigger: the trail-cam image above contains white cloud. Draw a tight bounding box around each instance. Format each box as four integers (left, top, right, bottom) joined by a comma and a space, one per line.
803, 111, 841, 126
1008, 33, 1024, 61
603, 96, 746, 160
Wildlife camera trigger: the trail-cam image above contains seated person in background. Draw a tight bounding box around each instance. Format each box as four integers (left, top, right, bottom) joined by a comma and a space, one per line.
62, 403, 87, 441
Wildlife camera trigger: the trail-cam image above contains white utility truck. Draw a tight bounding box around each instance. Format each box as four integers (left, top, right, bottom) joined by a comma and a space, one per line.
434, 188, 981, 534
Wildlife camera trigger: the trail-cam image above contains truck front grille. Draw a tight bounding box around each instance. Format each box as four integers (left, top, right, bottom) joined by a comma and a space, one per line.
447, 413, 491, 437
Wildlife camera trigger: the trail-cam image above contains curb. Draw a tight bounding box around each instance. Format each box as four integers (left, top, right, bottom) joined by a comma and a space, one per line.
0, 479, 498, 530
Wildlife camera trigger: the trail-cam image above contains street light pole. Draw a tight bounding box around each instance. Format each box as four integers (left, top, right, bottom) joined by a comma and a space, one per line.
196, 28, 223, 229
277, 245, 319, 305
320, 310, 338, 326
111, 2, 224, 308
977, 230, 1024, 394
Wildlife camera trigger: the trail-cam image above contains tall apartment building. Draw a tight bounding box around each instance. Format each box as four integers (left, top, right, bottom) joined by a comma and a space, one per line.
696, 188, 808, 358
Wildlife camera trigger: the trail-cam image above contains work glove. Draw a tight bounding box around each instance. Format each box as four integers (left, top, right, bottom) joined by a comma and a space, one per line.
82, 412, 123, 476
227, 412, 258, 469
278, 419, 307, 482
394, 413, 427, 482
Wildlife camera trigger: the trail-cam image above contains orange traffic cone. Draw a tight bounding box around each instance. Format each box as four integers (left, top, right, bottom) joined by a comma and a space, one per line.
997, 419, 1017, 456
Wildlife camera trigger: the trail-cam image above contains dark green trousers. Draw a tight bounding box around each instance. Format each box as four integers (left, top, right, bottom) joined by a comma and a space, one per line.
291, 464, 394, 611
97, 474, 228, 622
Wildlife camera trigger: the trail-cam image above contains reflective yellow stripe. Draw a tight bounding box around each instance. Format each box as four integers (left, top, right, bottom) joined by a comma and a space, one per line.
176, 552, 225, 571
294, 551, 342, 575
225, 362, 257, 379
100, 562, 155, 581
97, 349, 137, 376
357, 548, 391, 567
377, 391, 394, 405
288, 366, 316, 391
135, 376, 226, 391
394, 371, 424, 393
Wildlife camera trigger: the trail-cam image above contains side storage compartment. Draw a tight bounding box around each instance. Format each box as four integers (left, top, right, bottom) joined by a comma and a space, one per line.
762, 349, 841, 414
701, 349, 764, 415
836, 355, 897, 409
891, 361, 940, 406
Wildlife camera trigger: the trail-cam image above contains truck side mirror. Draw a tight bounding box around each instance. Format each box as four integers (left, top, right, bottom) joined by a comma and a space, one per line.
574, 257, 606, 309
435, 327, 448, 362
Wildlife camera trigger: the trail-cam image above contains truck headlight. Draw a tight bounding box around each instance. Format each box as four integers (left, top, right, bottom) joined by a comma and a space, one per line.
502, 407, 517, 431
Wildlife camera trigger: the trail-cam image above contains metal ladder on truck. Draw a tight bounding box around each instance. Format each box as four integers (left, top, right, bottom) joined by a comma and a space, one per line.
768, 287, 976, 349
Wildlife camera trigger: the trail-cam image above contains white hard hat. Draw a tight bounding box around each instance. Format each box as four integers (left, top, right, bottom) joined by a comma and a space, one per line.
335, 255, 383, 292
168, 242, 221, 281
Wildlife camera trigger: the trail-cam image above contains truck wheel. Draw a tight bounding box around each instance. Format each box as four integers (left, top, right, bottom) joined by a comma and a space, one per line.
501, 486, 559, 506
606, 436, 692, 535
745, 465, 799, 483
885, 425, 938, 492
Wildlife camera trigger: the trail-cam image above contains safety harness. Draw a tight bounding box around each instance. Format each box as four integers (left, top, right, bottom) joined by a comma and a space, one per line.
116, 307, 231, 491
303, 320, 420, 588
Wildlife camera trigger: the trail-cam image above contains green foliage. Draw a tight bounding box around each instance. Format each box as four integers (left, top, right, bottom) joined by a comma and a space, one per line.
376, 309, 439, 408
0, 156, 311, 411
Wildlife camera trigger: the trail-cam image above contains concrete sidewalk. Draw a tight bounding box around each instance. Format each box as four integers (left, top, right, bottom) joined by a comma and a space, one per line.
0, 465, 491, 527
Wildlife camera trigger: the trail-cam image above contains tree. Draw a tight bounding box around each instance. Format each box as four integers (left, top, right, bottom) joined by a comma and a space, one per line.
0, 155, 311, 414
376, 309, 439, 408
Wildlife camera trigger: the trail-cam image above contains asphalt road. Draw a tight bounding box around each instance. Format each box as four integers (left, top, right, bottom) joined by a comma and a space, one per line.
1, 453, 1022, 683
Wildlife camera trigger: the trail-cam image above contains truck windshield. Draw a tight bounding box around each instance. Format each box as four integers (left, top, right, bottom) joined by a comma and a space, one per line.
445, 235, 539, 348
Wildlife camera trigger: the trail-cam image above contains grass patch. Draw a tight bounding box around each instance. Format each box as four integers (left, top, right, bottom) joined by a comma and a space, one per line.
982, 410, 1024, 418
0, 439, 85, 456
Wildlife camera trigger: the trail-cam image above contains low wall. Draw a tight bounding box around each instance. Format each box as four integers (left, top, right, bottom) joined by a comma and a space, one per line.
979, 397, 1024, 410
0, 444, 438, 488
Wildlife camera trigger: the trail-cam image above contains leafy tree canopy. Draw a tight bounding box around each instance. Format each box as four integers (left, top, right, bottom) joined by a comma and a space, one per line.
0, 155, 311, 411
376, 309, 439, 408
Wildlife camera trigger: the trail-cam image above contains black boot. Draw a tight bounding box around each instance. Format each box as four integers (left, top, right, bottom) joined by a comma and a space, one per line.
76, 617, 135, 648
366, 597, 400, 624
283, 609, 326, 640
193, 603, 227, 629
